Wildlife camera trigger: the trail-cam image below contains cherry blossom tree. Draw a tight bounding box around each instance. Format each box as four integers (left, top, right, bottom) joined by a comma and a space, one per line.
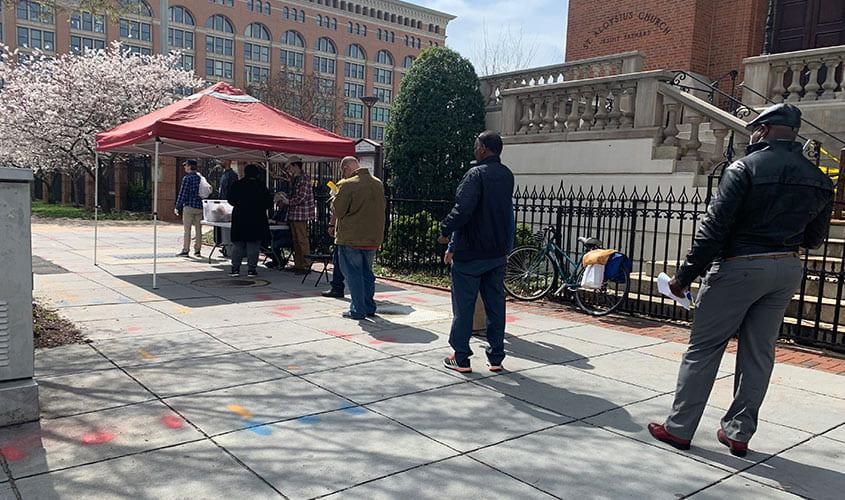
0, 42, 202, 187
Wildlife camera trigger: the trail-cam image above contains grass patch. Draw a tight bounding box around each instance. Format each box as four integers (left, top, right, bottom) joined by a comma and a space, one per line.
373, 263, 451, 289
32, 200, 149, 221
33, 301, 86, 349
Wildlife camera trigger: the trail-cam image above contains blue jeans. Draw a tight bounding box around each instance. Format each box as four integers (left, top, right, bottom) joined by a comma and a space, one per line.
330, 247, 345, 292
338, 245, 376, 318
449, 258, 507, 366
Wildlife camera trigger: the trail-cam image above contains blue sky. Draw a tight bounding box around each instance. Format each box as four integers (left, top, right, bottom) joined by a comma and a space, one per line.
415, 0, 569, 71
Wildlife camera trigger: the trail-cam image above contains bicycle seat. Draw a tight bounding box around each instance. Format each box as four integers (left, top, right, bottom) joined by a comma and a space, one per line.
578, 236, 603, 248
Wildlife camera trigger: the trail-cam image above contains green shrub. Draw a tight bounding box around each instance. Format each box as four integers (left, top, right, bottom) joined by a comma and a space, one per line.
379, 211, 441, 267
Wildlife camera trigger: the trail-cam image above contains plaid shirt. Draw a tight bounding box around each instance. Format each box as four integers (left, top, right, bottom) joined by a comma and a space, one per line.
287, 173, 316, 221
176, 172, 203, 211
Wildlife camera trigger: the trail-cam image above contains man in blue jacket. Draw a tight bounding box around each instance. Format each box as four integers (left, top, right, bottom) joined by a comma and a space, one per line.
438, 131, 515, 373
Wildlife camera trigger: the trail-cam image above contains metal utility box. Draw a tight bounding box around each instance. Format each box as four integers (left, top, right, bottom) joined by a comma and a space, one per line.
0, 167, 39, 426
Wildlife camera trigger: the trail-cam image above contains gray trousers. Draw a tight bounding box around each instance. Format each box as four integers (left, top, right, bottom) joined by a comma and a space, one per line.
231, 240, 260, 272
665, 255, 803, 442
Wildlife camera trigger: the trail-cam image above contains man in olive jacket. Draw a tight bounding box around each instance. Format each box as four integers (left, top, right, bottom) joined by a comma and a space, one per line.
332, 157, 386, 320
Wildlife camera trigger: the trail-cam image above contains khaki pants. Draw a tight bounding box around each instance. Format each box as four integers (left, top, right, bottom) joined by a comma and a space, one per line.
289, 220, 311, 270
473, 292, 486, 331
181, 206, 202, 253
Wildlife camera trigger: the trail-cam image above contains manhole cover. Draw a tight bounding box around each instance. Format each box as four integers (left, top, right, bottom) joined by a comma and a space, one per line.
191, 277, 270, 288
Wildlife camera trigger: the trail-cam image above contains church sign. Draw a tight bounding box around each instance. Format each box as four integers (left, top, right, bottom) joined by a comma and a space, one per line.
581, 11, 673, 49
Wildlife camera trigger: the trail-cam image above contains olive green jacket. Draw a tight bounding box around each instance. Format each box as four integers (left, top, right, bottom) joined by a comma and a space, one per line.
332, 168, 386, 247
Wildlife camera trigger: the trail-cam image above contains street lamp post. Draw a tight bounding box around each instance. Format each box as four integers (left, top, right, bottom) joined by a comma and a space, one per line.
160, 0, 169, 56
359, 95, 379, 139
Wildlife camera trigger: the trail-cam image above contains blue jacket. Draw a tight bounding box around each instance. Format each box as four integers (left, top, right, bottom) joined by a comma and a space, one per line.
440, 155, 515, 262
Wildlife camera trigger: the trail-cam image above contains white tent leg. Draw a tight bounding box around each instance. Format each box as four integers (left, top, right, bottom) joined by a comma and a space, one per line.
94, 152, 99, 267
153, 140, 160, 289
265, 151, 270, 188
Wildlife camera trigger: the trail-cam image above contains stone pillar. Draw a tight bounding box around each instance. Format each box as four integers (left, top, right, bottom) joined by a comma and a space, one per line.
61, 174, 72, 204
158, 156, 180, 223
113, 161, 128, 211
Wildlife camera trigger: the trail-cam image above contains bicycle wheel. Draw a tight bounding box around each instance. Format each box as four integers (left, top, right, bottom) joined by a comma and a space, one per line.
505, 246, 558, 300
574, 268, 630, 316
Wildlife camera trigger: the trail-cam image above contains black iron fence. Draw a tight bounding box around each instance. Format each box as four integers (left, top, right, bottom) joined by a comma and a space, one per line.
370, 183, 844, 353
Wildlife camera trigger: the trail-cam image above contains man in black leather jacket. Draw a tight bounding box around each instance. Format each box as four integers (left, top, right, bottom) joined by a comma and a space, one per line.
649, 103, 834, 457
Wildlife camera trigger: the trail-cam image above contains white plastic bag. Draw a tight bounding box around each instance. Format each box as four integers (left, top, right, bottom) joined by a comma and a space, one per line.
198, 174, 213, 199
580, 264, 605, 289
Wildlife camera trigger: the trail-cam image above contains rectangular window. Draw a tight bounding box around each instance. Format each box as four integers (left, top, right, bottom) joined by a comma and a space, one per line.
206, 58, 234, 79
319, 78, 336, 94
343, 122, 363, 138
245, 65, 270, 84
70, 35, 105, 53
374, 68, 393, 85
169, 29, 193, 50
206, 35, 233, 56
372, 106, 390, 123
17, 26, 54, 51
314, 56, 336, 75
287, 72, 303, 87
344, 102, 364, 119
180, 54, 194, 71
371, 125, 385, 141
344, 62, 365, 80
374, 87, 392, 104
280, 49, 304, 69
18, 1, 53, 24
244, 43, 269, 63
343, 82, 365, 98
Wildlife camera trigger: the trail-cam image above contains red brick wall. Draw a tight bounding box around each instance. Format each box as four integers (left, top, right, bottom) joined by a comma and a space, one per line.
566, 0, 768, 81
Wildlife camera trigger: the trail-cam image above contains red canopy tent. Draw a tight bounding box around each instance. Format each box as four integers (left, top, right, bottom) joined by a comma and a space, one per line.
94, 82, 355, 288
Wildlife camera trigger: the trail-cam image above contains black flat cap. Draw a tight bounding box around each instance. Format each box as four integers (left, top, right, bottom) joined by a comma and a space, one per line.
182, 159, 198, 167
746, 103, 802, 130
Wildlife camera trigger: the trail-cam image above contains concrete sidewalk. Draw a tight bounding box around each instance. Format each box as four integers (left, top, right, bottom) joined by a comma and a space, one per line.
1, 220, 842, 499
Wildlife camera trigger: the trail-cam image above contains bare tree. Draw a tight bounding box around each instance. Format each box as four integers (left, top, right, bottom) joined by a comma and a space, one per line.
248, 69, 344, 134
471, 21, 540, 76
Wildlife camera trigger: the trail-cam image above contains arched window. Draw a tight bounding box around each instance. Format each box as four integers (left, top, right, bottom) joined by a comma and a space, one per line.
347, 21, 353, 33
205, 14, 235, 80
316, 14, 322, 26
255, 1, 262, 14
205, 14, 234, 34
355, 24, 360, 35
247, 0, 253, 11
119, 0, 153, 55
403, 55, 414, 68
280, 30, 305, 70
283, 6, 289, 18
299, 10, 305, 22
245, 22, 270, 41
403, 35, 408, 47
282, 30, 304, 47
264, 2, 270, 15
376, 49, 393, 66
345, 44, 365, 80
362, 25, 367, 36
69, 8, 105, 54
121, 0, 151, 17
331, 18, 337, 29
314, 37, 337, 75
316, 36, 336, 54
346, 44, 365, 60
167, 6, 195, 69
244, 23, 271, 84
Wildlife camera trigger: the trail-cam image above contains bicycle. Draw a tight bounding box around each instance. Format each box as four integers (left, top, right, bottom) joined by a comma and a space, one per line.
504, 226, 630, 316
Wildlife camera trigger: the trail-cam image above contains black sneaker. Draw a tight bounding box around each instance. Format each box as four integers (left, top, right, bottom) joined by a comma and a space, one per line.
229, 269, 240, 277
443, 355, 472, 373
321, 289, 344, 298
194, 250, 201, 257
247, 270, 258, 278
176, 250, 190, 257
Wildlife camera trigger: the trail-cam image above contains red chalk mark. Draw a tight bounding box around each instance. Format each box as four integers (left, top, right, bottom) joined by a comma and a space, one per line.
369, 339, 385, 345
369, 336, 396, 345
80, 431, 115, 445
506, 315, 521, 324
254, 294, 274, 301
273, 305, 301, 312
271, 311, 291, 318
126, 326, 142, 333
161, 415, 184, 429
403, 296, 428, 304
325, 330, 352, 339
0, 446, 26, 461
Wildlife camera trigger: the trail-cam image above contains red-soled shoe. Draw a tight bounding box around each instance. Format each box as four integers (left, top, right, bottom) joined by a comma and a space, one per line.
717, 429, 749, 457
648, 423, 691, 450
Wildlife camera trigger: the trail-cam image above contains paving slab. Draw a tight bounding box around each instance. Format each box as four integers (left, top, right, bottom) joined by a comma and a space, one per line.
416, 318, 540, 337
38, 368, 153, 419
476, 364, 661, 420
822, 423, 845, 443
54, 303, 161, 323
75, 315, 196, 341
45, 289, 134, 308
367, 306, 452, 326
504, 311, 581, 332
769, 362, 845, 400
470, 422, 732, 499
551, 324, 666, 349
345, 325, 446, 355
111, 283, 214, 303
739, 437, 845, 500
328, 455, 556, 499
206, 321, 329, 351
689, 475, 804, 499
504, 330, 623, 366
294, 316, 392, 336
635, 340, 737, 375
10, 439, 280, 500
92, 330, 237, 367
707, 376, 845, 434
303, 357, 461, 404
586, 394, 812, 471
166, 377, 352, 436
401, 343, 549, 377
123, 352, 286, 398
251, 337, 392, 375
0, 401, 203, 479
214, 408, 456, 499
369, 382, 569, 452
35, 344, 113, 378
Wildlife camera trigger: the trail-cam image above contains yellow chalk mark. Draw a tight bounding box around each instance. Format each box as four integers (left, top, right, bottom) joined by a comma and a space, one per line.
138, 349, 156, 360
287, 365, 301, 370
226, 404, 253, 419
174, 306, 191, 315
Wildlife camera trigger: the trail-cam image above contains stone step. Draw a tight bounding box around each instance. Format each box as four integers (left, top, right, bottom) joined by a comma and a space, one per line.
808, 238, 844, 257
651, 253, 843, 277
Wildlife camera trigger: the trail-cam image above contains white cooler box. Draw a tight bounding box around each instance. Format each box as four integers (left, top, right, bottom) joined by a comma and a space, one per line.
203, 199, 233, 222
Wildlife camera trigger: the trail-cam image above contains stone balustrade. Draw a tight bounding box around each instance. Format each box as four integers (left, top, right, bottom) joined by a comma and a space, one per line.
479, 52, 644, 110
743, 45, 845, 105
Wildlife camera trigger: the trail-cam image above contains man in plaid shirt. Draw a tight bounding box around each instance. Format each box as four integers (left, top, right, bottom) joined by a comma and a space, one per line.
283, 157, 315, 273
175, 159, 204, 257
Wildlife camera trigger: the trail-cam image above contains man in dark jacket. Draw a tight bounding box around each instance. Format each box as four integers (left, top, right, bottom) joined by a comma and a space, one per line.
649, 103, 834, 457
216, 161, 238, 256
438, 131, 515, 373
227, 164, 274, 277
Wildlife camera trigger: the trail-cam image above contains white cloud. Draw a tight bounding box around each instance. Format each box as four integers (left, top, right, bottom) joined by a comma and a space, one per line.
415, 0, 568, 72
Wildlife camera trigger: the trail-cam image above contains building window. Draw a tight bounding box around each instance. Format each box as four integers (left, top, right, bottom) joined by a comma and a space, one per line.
124, 45, 152, 56
281, 49, 304, 69
244, 42, 270, 63
119, 19, 151, 41
373, 87, 392, 104
345, 62, 365, 80
206, 58, 233, 79
205, 14, 235, 61
346, 43, 365, 60
70, 35, 105, 53
283, 6, 289, 18
70, 11, 105, 33
319, 78, 336, 94
314, 56, 336, 75
264, 2, 270, 15
16, 1, 54, 24
282, 29, 304, 47
209, 0, 234, 6
331, 18, 337, 29
245, 65, 270, 83
17, 26, 54, 50
372, 106, 390, 123
344, 102, 363, 119
343, 82, 364, 98
206, 14, 234, 34
343, 122, 363, 138
376, 50, 394, 66
247, 0, 254, 11
370, 125, 384, 141
178, 53, 194, 71
168, 6, 195, 51
170, 6, 194, 26
206, 35, 233, 56
348, 21, 353, 33
316, 36, 336, 54
119, 0, 153, 50
403, 55, 414, 68
374, 68, 392, 85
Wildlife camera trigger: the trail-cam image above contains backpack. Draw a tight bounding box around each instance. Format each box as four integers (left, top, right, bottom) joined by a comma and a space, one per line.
198, 174, 213, 199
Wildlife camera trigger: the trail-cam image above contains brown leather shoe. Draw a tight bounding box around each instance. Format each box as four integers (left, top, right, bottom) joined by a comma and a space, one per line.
717, 429, 748, 457
648, 423, 691, 450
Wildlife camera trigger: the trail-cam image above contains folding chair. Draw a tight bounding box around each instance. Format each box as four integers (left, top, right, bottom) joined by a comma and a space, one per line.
301, 234, 334, 286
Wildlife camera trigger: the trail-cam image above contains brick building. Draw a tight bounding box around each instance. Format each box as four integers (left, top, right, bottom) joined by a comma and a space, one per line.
566, 0, 843, 82
3, 0, 453, 217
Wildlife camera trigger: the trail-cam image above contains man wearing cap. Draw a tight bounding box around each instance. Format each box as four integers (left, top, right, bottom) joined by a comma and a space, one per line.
649, 103, 834, 456
175, 159, 204, 257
